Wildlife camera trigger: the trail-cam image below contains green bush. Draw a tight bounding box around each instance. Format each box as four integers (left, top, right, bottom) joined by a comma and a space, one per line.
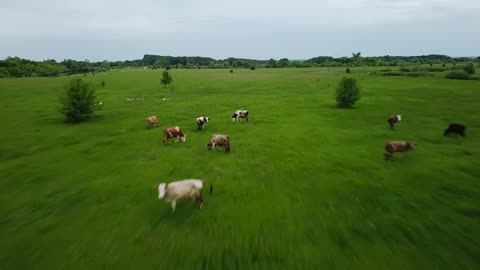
346, 67, 351, 73
59, 78, 98, 123
161, 70, 173, 88
335, 77, 360, 108
250, 65, 256, 70
464, 63, 475, 75
445, 71, 471, 80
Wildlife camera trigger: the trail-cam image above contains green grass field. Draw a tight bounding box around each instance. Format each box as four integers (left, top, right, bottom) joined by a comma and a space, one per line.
1, 68, 479, 269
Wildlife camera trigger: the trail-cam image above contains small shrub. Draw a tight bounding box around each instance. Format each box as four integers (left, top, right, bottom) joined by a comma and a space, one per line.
464, 63, 475, 75
445, 71, 471, 80
250, 65, 256, 70
166, 66, 171, 70
442, 63, 446, 67
230, 69, 233, 73
161, 70, 173, 88
59, 78, 98, 123
335, 77, 360, 108
346, 67, 351, 73
100, 81, 106, 87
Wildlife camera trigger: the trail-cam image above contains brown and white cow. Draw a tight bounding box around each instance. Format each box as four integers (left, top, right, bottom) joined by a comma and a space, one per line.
163, 127, 186, 144
387, 115, 402, 130
155, 179, 213, 213
196, 116, 209, 130
232, 109, 248, 122
206, 134, 230, 154
384, 141, 416, 160
146, 116, 159, 128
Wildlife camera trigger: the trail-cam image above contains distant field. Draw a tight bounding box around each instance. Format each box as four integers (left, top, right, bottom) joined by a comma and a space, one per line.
0, 67, 479, 270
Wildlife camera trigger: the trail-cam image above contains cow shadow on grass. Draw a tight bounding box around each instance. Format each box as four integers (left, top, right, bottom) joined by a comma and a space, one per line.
149, 203, 201, 229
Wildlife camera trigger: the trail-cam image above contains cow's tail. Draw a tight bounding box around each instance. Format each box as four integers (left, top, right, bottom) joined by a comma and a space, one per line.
209, 184, 213, 195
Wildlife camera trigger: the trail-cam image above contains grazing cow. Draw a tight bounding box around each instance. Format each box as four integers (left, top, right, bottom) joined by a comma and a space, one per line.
444, 123, 466, 138
155, 179, 213, 213
387, 115, 402, 130
146, 116, 159, 128
196, 116, 209, 130
385, 141, 416, 160
231, 109, 249, 122
163, 127, 186, 144
206, 134, 230, 154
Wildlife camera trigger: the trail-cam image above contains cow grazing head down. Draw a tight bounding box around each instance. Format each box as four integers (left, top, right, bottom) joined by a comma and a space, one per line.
396, 115, 402, 121
232, 109, 249, 122
163, 127, 186, 144
444, 123, 466, 137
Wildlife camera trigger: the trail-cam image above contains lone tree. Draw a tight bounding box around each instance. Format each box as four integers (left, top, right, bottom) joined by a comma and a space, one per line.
464, 63, 475, 75
346, 67, 351, 73
335, 77, 360, 108
161, 70, 173, 88
59, 78, 98, 122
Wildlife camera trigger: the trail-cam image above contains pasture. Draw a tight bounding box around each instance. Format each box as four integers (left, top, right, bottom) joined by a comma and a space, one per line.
0, 67, 479, 269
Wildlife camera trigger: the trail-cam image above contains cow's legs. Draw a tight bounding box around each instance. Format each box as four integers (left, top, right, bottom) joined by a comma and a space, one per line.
195, 195, 204, 209
171, 200, 176, 213
384, 152, 392, 161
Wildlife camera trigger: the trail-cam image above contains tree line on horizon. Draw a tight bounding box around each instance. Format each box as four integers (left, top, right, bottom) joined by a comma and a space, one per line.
1, 53, 479, 78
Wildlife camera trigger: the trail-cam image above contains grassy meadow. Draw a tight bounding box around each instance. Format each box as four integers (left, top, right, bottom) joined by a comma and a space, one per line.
0, 67, 479, 269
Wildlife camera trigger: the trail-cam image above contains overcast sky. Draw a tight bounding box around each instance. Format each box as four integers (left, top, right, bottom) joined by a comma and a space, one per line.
1, 0, 479, 61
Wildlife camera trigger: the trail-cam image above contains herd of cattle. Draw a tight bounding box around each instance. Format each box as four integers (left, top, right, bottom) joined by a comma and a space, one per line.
150, 110, 466, 212
384, 115, 466, 160
149, 109, 246, 212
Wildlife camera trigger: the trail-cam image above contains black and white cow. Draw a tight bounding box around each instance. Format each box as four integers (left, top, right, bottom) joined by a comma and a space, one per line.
231, 109, 248, 122
444, 123, 466, 137
196, 116, 209, 130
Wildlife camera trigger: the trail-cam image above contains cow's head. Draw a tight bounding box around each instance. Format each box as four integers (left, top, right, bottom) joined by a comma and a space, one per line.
157, 183, 166, 199
396, 115, 402, 121
206, 142, 213, 150
180, 134, 186, 142
205, 117, 209, 123
231, 113, 237, 121
408, 142, 417, 150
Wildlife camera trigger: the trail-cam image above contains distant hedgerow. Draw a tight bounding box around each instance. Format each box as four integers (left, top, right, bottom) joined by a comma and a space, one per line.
445, 71, 471, 80
335, 77, 360, 108
59, 78, 98, 123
